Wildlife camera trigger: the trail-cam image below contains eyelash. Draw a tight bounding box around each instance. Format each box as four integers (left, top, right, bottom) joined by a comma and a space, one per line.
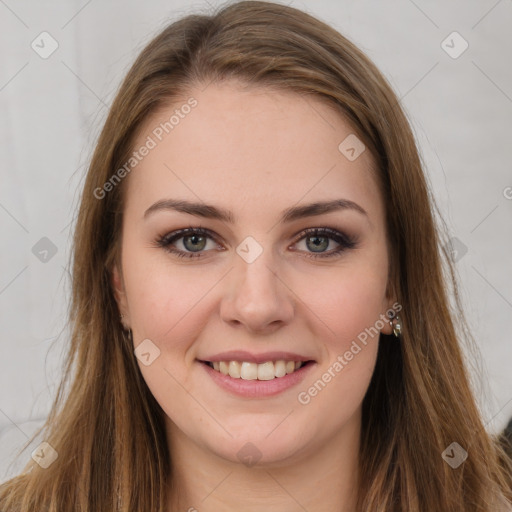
155, 226, 358, 260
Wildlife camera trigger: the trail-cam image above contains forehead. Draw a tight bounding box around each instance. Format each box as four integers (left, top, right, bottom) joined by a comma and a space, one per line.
125, 80, 383, 225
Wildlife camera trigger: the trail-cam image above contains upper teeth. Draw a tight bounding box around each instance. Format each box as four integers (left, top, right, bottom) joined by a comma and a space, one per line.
211, 360, 304, 380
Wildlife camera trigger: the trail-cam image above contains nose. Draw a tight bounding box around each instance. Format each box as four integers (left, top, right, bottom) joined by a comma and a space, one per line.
220, 248, 295, 335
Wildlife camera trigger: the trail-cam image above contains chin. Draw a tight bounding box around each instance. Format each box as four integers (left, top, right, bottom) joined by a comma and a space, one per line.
203, 421, 315, 468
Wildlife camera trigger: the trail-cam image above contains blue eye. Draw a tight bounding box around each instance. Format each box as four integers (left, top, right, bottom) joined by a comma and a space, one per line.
292, 227, 357, 258
155, 226, 357, 259
156, 227, 219, 259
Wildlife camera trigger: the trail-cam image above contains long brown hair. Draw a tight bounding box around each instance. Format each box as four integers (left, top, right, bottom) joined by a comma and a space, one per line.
1, 1, 511, 510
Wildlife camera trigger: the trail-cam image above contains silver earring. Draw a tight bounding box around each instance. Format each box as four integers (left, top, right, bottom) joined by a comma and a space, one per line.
390, 314, 402, 338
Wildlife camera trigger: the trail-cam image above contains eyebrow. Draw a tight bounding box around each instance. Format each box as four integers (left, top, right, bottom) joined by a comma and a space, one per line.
144, 198, 368, 224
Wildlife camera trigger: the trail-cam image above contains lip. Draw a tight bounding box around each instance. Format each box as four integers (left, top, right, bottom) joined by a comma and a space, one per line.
200, 350, 313, 364
198, 359, 316, 398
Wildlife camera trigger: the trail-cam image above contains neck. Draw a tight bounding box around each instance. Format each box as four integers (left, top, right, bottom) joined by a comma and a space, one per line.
165, 413, 361, 512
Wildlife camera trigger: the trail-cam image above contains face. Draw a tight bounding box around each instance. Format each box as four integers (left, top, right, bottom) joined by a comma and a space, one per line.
112, 80, 396, 467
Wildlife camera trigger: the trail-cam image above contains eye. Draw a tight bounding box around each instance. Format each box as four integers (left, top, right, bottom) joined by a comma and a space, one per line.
155, 226, 358, 259
291, 227, 357, 259
155, 227, 221, 259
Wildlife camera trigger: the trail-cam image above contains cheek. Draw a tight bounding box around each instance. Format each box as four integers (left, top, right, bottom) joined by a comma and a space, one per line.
297, 262, 388, 349
122, 249, 219, 343
293, 268, 384, 432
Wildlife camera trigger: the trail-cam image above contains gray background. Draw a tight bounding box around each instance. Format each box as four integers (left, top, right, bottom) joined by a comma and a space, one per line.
1, 0, 511, 482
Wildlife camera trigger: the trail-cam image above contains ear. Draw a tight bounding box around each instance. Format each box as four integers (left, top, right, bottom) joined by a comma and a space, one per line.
111, 264, 130, 330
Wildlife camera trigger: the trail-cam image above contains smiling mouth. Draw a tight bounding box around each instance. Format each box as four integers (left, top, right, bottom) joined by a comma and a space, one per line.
200, 360, 314, 380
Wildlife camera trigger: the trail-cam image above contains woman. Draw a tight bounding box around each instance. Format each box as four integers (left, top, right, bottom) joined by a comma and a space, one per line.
1, 1, 511, 510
